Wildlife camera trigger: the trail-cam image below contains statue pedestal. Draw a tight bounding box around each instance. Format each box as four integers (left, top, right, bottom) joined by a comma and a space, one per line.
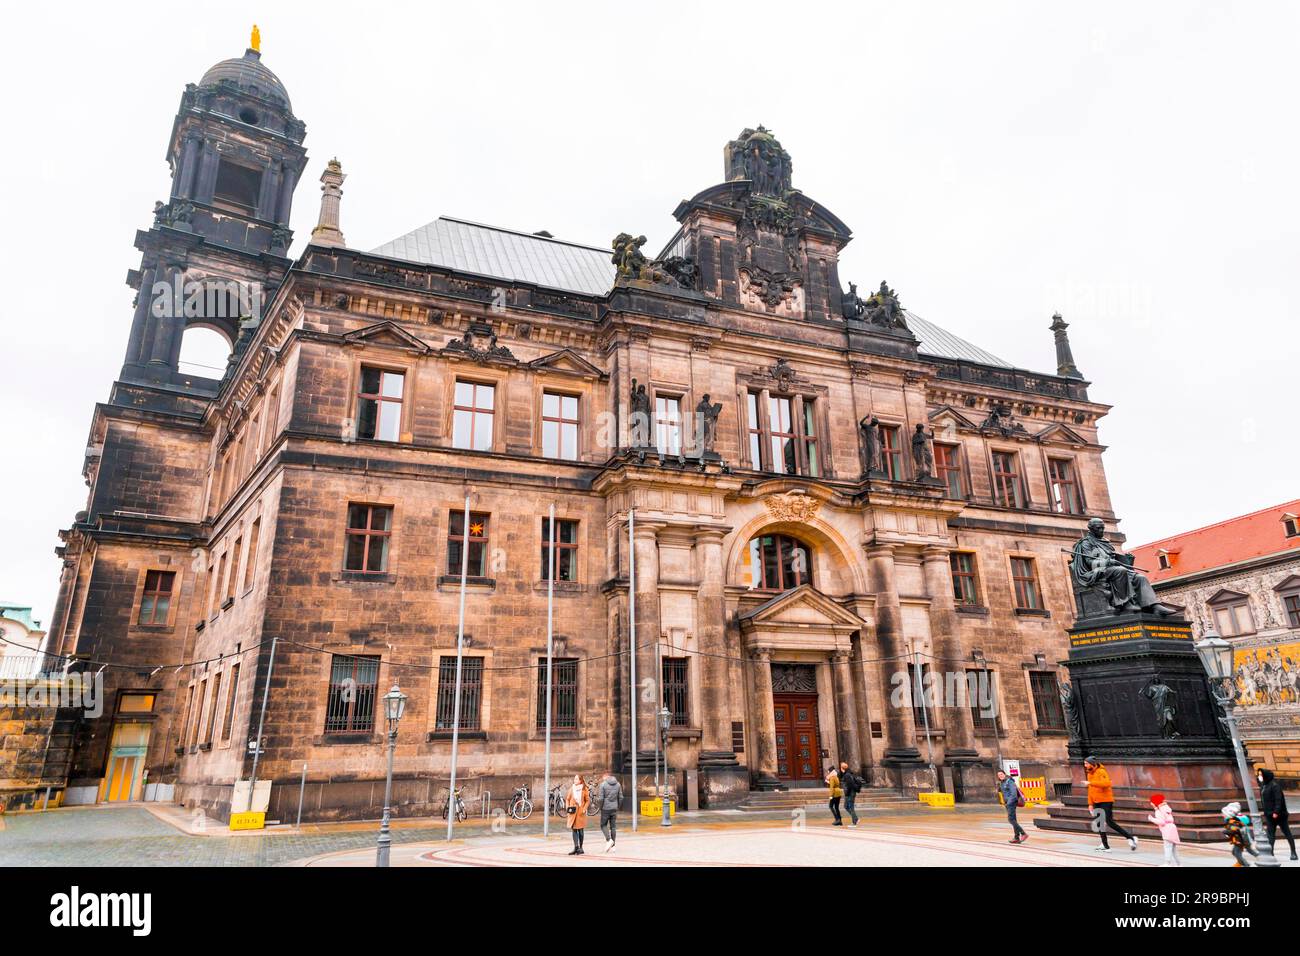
1035, 611, 1239, 843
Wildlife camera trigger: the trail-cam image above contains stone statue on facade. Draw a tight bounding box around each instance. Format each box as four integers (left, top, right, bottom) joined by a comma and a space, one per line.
629, 379, 653, 451
863, 281, 907, 329
660, 255, 698, 291
1144, 675, 1180, 738
910, 424, 935, 480
859, 415, 883, 476
696, 394, 722, 457
612, 233, 649, 282
1070, 518, 1170, 616
841, 281, 865, 321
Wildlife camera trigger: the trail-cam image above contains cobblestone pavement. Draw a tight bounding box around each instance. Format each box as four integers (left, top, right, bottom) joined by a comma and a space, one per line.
1, 803, 1264, 868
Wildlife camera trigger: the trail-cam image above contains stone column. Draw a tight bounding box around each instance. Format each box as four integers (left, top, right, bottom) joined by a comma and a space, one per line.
831, 650, 862, 768
865, 543, 922, 764
632, 522, 662, 746
147, 264, 183, 367
922, 546, 977, 758
123, 264, 159, 368
310, 159, 347, 248
749, 646, 780, 789
695, 528, 731, 753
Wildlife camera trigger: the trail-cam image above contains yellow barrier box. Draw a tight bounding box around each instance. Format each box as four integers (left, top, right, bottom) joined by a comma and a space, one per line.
229, 811, 266, 831
918, 792, 955, 808
639, 799, 676, 817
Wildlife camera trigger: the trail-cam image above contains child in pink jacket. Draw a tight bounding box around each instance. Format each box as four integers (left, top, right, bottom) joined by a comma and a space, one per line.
1148, 793, 1181, 866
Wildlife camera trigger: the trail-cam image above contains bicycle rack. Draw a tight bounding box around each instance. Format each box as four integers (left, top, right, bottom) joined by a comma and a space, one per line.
480, 790, 491, 817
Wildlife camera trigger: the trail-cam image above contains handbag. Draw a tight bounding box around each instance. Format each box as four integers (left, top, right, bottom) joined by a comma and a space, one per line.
567, 805, 577, 815
1015, 790, 1026, 808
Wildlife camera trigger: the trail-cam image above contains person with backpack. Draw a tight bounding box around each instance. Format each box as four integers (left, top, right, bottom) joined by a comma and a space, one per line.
838, 761, 862, 826
996, 769, 1028, 844
825, 763, 844, 826
1258, 767, 1297, 860
1221, 802, 1258, 867
596, 771, 624, 853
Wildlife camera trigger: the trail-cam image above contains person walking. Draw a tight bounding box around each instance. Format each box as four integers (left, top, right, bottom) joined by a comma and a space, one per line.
1147, 793, 1181, 866
565, 773, 591, 856
838, 761, 863, 826
1084, 755, 1137, 852
1258, 767, 1298, 860
596, 771, 623, 853
825, 764, 844, 826
996, 769, 1028, 844
1222, 802, 1258, 867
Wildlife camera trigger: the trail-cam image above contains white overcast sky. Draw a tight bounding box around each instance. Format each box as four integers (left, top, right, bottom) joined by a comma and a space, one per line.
1, 1, 1296, 625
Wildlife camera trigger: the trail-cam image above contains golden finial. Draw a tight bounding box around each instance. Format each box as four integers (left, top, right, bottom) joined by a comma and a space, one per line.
250, 24, 261, 53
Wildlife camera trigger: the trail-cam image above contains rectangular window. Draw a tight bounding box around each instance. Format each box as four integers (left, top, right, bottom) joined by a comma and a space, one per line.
949, 552, 980, 607
1049, 458, 1082, 515
748, 391, 820, 476
179, 684, 194, 749
212, 160, 262, 215
880, 424, 904, 480
357, 366, 405, 442
242, 518, 260, 592
1011, 556, 1041, 610
662, 657, 690, 727
1029, 671, 1067, 732
907, 663, 933, 729
205, 560, 217, 617
967, 669, 999, 735
117, 693, 156, 714
1213, 601, 1255, 637
542, 391, 580, 460
447, 511, 490, 577
324, 655, 379, 734
344, 504, 392, 573
263, 386, 281, 449
435, 656, 484, 731
213, 553, 228, 611
452, 380, 495, 451
225, 537, 242, 602
192, 679, 208, 748
221, 662, 240, 742
537, 657, 578, 730
138, 570, 176, 625
746, 392, 763, 467
540, 517, 579, 582
935, 443, 964, 498
1284, 593, 1300, 629
655, 395, 682, 456
992, 451, 1024, 508
204, 672, 222, 746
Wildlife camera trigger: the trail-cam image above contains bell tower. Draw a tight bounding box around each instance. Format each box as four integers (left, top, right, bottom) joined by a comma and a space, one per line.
116, 27, 308, 409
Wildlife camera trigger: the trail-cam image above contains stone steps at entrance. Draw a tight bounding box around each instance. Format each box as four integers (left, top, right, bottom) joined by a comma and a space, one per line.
736, 787, 913, 812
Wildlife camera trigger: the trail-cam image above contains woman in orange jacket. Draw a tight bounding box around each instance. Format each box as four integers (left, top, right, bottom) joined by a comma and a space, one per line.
565, 774, 592, 856
1084, 755, 1137, 852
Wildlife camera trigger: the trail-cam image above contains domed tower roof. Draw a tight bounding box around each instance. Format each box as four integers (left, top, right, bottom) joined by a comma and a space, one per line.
198, 47, 291, 112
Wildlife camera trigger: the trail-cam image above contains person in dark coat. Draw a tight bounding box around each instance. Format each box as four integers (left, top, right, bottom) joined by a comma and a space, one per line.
996, 770, 1028, 844
838, 761, 862, 826
1258, 767, 1297, 860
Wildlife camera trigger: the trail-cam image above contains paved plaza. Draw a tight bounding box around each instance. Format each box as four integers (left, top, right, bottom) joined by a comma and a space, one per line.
0, 803, 1274, 868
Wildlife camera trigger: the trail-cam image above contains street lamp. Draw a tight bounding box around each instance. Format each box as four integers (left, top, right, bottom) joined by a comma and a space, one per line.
375, 683, 408, 868
1194, 629, 1279, 868
658, 706, 673, 828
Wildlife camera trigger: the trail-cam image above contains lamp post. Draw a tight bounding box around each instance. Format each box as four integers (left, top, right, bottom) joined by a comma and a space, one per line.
375, 683, 407, 868
658, 706, 673, 828
1194, 629, 1280, 868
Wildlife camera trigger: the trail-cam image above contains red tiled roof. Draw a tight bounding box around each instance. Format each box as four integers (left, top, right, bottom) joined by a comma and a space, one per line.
1130, 499, 1300, 583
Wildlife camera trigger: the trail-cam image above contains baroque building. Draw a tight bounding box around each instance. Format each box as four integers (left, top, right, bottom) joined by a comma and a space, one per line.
1131, 500, 1300, 788
41, 37, 1123, 819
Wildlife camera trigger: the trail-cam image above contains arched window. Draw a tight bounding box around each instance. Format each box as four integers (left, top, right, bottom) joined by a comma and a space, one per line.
744, 534, 813, 591
178, 325, 233, 378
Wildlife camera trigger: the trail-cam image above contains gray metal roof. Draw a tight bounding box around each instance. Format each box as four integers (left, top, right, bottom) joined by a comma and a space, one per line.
370, 217, 615, 296
371, 217, 1012, 368
906, 311, 1012, 368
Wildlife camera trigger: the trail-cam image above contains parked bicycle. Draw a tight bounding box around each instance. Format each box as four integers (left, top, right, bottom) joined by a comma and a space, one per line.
440, 785, 467, 822
507, 784, 534, 820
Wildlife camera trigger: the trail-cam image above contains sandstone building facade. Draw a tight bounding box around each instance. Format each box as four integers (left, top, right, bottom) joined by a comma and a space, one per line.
42, 39, 1123, 819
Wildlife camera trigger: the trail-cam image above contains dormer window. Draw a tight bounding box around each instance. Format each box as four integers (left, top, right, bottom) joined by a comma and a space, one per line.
1283, 514, 1299, 538
1157, 551, 1172, 571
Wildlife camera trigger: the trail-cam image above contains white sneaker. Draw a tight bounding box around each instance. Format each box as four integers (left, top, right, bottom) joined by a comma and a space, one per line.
1129, 837, 1138, 851
605, 840, 615, 853
1094, 844, 1111, 852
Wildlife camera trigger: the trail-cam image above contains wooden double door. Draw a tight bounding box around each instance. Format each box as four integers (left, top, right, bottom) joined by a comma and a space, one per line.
773, 693, 822, 782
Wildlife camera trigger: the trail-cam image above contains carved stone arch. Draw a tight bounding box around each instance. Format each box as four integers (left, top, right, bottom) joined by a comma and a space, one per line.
725, 510, 868, 596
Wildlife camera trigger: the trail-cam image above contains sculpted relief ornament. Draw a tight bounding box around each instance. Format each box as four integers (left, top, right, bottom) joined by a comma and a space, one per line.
763, 491, 822, 524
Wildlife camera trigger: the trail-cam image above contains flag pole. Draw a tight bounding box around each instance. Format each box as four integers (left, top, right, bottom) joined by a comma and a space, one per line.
446, 490, 471, 841
543, 503, 557, 837
629, 506, 637, 833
